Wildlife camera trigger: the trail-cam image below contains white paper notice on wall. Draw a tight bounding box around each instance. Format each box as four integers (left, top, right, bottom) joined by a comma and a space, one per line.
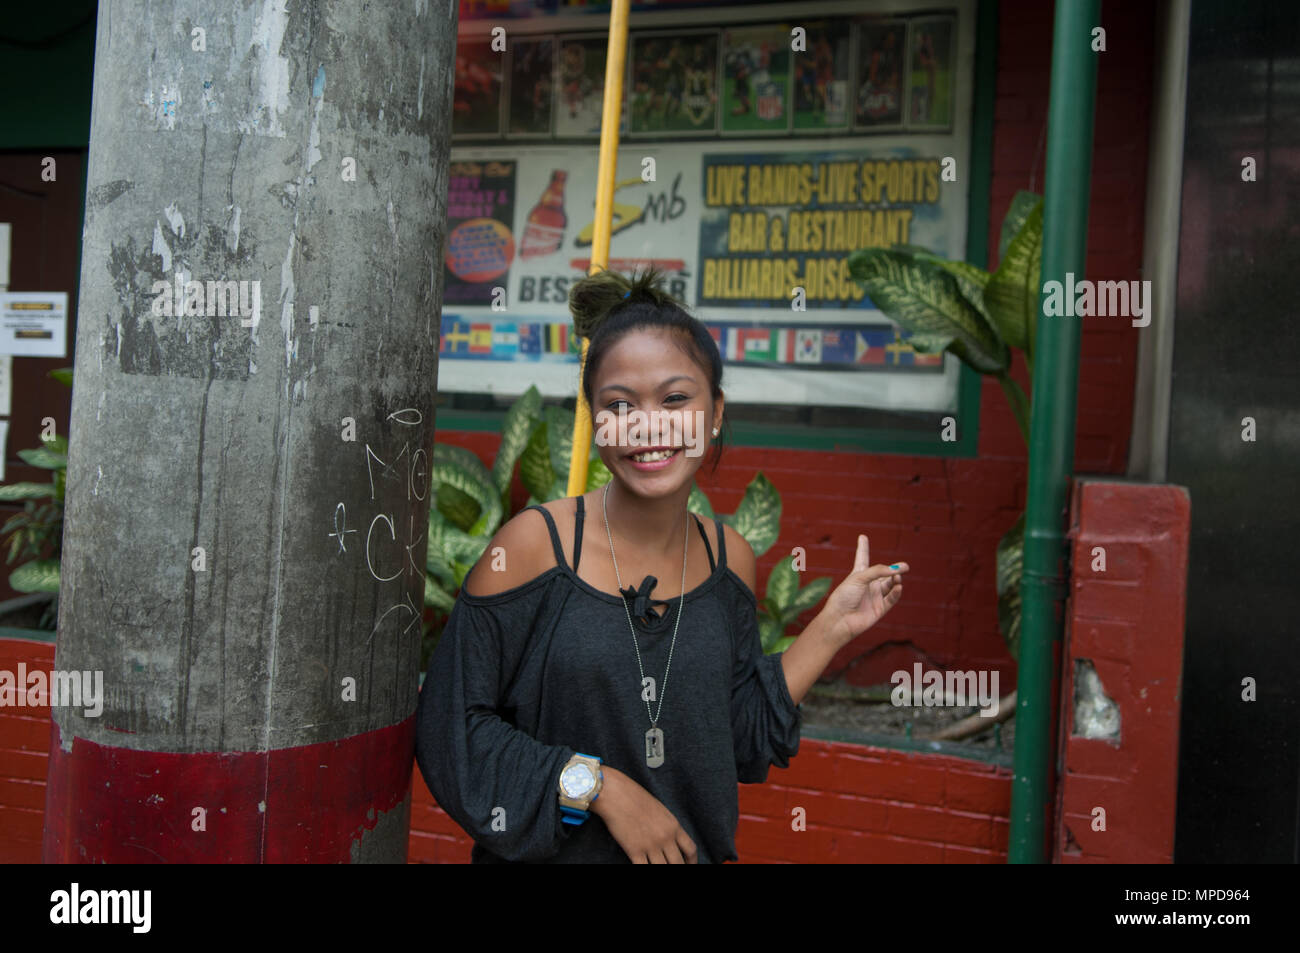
0, 420, 7, 482
0, 355, 10, 416
1, 291, 68, 357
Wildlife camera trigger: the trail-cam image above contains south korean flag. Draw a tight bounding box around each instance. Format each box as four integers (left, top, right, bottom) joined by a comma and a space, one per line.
794, 328, 823, 363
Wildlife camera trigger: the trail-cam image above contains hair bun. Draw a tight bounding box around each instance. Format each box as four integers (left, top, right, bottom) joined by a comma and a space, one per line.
568, 265, 678, 338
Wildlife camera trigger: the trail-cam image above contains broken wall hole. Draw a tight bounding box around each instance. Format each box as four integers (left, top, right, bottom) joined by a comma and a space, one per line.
1072, 659, 1121, 744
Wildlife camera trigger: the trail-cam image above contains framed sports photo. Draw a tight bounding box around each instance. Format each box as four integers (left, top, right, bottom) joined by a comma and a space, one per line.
628, 30, 719, 137
721, 23, 792, 136
854, 19, 907, 131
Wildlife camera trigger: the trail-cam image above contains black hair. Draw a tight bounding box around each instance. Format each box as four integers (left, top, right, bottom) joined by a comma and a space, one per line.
569, 265, 729, 475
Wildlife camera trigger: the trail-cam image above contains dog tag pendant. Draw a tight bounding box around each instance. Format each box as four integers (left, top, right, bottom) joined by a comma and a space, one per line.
645, 727, 665, 768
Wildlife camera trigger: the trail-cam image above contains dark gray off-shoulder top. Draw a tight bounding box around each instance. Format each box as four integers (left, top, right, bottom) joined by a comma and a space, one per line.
414, 494, 802, 863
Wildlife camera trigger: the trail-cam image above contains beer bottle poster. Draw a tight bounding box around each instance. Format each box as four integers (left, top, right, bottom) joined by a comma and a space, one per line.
628, 31, 718, 136
908, 16, 955, 127
721, 24, 792, 135
791, 20, 851, 133
453, 40, 503, 137
509, 37, 554, 136
444, 160, 518, 306
855, 20, 906, 129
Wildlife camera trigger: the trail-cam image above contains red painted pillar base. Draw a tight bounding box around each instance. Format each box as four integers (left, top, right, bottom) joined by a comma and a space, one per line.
1054, 479, 1190, 862
43, 715, 415, 863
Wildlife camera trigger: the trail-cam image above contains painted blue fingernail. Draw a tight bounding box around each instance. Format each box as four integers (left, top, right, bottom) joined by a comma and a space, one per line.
890, 564, 900, 569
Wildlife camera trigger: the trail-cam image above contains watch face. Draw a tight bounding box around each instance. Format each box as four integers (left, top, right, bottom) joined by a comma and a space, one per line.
561, 763, 596, 798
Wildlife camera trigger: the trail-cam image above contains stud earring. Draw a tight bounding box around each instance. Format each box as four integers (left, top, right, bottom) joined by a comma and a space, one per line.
712, 427, 719, 437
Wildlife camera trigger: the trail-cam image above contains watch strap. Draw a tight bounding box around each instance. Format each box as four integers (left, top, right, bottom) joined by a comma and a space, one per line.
560, 806, 589, 825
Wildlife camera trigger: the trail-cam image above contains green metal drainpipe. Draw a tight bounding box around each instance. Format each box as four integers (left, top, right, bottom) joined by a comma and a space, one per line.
1008, 0, 1100, 863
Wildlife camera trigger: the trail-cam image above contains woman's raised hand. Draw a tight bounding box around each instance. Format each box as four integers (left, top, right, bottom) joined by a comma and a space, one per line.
820, 534, 908, 648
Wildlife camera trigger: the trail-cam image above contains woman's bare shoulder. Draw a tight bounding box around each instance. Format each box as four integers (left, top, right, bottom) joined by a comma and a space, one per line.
720, 522, 757, 594
460, 504, 562, 598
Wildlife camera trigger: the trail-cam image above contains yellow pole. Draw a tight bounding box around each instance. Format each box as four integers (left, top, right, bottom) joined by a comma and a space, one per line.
566, 0, 630, 497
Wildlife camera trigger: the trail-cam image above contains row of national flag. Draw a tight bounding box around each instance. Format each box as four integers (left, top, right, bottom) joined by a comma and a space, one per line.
439, 317, 945, 369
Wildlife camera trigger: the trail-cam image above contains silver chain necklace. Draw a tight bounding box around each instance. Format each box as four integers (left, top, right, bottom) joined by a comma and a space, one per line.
602, 482, 688, 769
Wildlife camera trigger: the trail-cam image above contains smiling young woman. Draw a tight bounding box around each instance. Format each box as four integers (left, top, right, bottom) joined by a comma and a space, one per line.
415, 266, 908, 863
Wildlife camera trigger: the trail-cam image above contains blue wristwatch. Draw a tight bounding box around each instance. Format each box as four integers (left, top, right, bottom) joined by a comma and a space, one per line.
557, 753, 603, 825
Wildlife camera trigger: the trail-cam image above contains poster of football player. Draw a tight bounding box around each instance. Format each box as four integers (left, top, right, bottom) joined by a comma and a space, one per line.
508, 36, 554, 136
791, 19, 851, 132
628, 30, 718, 136
555, 35, 628, 137
908, 15, 955, 128
854, 20, 906, 129
453, 39, 503, 137
721, 24, 791, 135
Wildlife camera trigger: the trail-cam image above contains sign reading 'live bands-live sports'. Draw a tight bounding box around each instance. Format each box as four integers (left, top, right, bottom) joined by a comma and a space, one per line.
440, 1, 975, 414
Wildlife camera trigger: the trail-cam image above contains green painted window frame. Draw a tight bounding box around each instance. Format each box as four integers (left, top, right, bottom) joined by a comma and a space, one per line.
438, 0, 997, 458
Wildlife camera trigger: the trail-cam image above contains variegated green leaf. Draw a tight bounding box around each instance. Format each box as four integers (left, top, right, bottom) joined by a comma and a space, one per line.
687, 482, 715, 519
427, 508, 477, 578
0, 482, 57, 501
543, 405, 579, 487
764, 555, 799, 611
999, 190, 1042, 263
518, 418, 555, 501
492, 386, 543, 500
436, 482, 480, 533
788, 575, 832, 615
10, 559, 60, 593
848, 248, 1009, 374
585, 452, 612, 490
996, 512, 1025, 661
984, 200, 1042, 357
18, 447, 67, 470
433, 446, 491, 531
924, 256, 992, 319
450, 562, 472, 589
1026, 226, 1041, 364
902, 245, 991, 311
424, 535, 456, 590
759, 615, 784, 654
424, 574, 455, 612
436, 444, 493, 488
771, 635, 796, 654
429, 456, 501, 537
721, 472, 780, 557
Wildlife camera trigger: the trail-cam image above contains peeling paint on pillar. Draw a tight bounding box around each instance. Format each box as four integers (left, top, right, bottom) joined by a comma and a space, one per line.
47, 0, 454, 862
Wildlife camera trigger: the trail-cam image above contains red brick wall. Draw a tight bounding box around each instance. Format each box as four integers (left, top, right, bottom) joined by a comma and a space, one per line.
408, 739, 1013, 863
3, 636, 1014, 864
0, 637, 54, 863
1054, 481, 1189, 863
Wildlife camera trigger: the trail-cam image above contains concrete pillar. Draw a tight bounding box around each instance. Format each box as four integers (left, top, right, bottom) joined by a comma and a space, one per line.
43, 0, 453, 862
